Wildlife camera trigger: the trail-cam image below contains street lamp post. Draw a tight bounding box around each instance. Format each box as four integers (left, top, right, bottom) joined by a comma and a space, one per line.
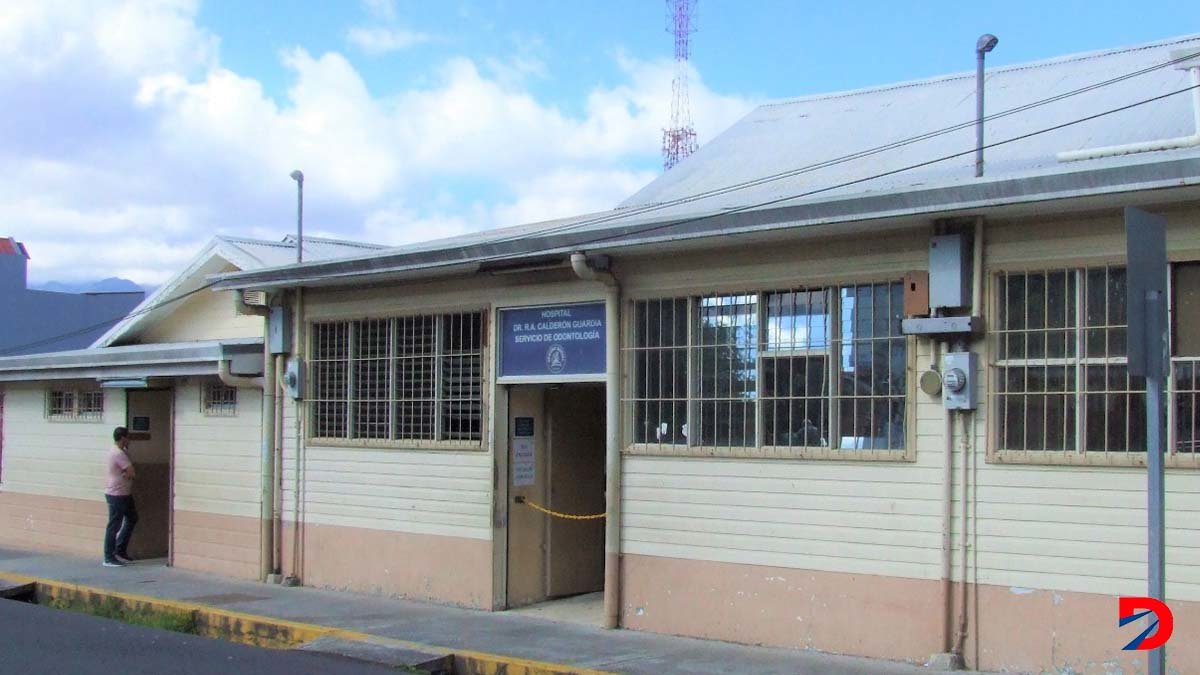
290, 170, 304, 263
975, 34, 998, 178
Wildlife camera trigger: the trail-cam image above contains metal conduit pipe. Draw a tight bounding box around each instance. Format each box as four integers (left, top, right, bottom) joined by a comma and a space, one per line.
273, 353, 286, 578
570, 252, 623, 630
941, 407, 954, 655
289, 287, 305, 585
954, 410, 973, 658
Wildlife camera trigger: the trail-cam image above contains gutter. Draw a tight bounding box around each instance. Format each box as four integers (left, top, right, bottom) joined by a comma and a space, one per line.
570, 252, 623, 630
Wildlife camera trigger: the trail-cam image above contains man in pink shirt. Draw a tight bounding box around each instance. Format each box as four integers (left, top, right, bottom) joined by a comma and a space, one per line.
103, 426, 138, 567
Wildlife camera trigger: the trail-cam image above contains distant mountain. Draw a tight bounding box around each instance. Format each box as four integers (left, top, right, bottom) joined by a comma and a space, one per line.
34, 277, 149, 294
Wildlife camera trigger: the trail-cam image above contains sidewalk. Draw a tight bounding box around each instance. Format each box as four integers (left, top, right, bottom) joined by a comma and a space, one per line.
0, 546, 951, 674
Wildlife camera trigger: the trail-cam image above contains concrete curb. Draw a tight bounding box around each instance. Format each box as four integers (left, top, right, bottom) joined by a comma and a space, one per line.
0, 571, 616, 675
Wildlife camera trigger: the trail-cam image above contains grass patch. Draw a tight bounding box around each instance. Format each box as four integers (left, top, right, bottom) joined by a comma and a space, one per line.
46, 596, 199, 635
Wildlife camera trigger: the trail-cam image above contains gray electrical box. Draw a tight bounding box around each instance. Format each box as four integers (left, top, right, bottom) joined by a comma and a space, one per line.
942, 351, 979, 410
268, 303, 293, 355
283, 358, 304, 400
929, 234, 972, 310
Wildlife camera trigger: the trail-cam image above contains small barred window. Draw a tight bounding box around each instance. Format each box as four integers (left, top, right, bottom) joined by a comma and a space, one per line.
203, 382, 239, 417
47, 388, 104, 421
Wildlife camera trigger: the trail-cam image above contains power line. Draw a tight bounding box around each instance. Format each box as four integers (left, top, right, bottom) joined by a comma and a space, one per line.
10, 63, 1199, 356
560, 82, 1200, 253
0, 280, 222, 357
473, 51, 1200, 248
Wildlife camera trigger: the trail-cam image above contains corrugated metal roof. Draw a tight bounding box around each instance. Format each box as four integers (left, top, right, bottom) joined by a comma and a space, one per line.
213, 34, 1200, 290
622, 34, 1200, 212
93, 234, 384, 347
217, 235, 387, 269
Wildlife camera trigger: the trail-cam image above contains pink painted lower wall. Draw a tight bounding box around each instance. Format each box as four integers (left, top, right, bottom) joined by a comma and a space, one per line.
172, 510, 259, 580
621, 554, 1199, 673
621, 553, 943, 663
0, 491, 105, 558
281, 520, 493, 609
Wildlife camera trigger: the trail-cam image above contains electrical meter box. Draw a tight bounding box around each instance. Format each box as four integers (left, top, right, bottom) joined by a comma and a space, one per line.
929, 234, 972, 310
942, 351, 978, 410
283, 358, 304, 400
268, 303, 292, 354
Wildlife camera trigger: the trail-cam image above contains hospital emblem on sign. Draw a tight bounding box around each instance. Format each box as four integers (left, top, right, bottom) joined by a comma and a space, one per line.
546, 344, 566, 374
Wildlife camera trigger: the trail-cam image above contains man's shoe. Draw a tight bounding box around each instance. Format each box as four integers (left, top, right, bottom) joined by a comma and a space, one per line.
102, 559, 125, 568
114, 554, 134, 564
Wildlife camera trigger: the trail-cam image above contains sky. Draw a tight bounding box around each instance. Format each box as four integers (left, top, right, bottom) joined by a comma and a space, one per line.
1, 0, 1196, 285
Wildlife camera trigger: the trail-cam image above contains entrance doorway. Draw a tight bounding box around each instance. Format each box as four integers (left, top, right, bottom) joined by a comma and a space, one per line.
506, 383, 606, 623
125, 389, 173, 562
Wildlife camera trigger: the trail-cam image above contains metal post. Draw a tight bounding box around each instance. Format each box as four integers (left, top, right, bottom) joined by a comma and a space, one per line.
290, 170, 304, 263
1146, 326, 1166, 675
975, 34, 998, 178
1125, 206, 1168, 675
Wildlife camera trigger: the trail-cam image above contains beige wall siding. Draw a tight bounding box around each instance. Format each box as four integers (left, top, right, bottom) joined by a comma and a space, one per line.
965, 211, 1200, 602
0, 382, 124, 555
0, 382, 123, 502
171, 379, 262, 577
139, 271, 262, 343
618, 211, 1200, 607
172, 380, 262, 519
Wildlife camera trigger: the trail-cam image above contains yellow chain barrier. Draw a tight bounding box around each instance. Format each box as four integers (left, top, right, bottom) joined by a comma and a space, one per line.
516, 497, 606, 521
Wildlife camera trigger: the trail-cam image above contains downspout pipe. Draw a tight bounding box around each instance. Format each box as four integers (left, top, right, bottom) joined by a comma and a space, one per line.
571, 252, 622, 630
218, 326, 275, 583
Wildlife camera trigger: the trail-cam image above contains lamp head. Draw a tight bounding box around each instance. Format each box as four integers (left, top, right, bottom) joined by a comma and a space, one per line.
289, 170, 304, 183
976, 34, 998, 54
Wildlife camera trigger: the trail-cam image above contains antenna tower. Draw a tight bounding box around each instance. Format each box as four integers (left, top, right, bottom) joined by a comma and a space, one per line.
662, 0, 697, 171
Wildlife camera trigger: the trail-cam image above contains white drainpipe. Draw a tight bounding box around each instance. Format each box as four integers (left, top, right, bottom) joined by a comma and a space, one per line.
570, 252, 622, 630
218, 329, 275, 583
1058, 63, 1200, 162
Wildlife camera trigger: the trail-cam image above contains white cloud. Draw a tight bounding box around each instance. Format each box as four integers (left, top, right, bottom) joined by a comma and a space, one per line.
345, 26, 433, 54
0, 2, 757, 285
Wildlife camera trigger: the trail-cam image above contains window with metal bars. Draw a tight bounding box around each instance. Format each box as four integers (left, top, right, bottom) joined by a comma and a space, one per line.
308, 312, 484, 445
628, 282, 908, 457
202, 382, 238, 417
1171, 262, 1199, 457
991, 263, 1199, 465
46, 388, 104, 421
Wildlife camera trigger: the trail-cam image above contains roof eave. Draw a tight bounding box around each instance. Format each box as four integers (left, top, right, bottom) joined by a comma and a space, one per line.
0, 339, 263, 382
212, 155, 1200, 291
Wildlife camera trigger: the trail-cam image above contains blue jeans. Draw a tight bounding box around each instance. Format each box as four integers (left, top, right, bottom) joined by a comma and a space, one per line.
104, 495, 138, 561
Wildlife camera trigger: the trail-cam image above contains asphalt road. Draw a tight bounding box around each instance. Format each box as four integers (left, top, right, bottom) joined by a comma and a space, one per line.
0, 598, 400, 674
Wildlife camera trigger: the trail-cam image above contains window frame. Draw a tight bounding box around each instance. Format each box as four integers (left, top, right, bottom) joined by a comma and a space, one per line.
986, 262, 1200, 468
305, 310, 488, 451
202, 381, 239, 417
45, 387, 105, 422
623, 282, 916, 462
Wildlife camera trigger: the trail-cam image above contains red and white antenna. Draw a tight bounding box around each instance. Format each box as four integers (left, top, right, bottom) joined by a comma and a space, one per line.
662, 0, 698, 171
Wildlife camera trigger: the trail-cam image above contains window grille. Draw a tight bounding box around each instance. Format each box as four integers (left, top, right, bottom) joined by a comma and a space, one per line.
1172, 262, 1200, 455
993, 266, 1148, 458
202, 382, 238, 417
627, 281, 907, 456
47, 388, 104, 421
309, 311, 485, 445
310, 321, 349, 439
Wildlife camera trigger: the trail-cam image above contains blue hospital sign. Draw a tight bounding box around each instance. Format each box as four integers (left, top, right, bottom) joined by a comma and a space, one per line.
499, 303, 606, 378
